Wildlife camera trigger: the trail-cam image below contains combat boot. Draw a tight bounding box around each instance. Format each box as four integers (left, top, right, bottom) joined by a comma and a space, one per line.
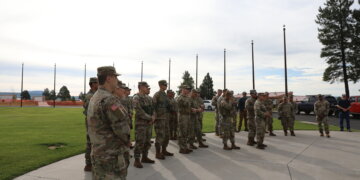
290, 131, 296, 136
223, 144, 232, 150
84, 164, 92, 172
326, 134, 330, 138
247, 137, 256, 146
134, 158, 143, 168
256, 144, 265, 150
269, 131, 276, 136
162, 146, 174, 156
231, 143, 240, 150
189, 143, 198, 149
141, 156, 155, 164
179, 149, 189, 154
198, 142, 209, 148
284, 130, 288, 136
320, 130, 324, 137
155, 144, 165, 160
186, 148, 193, 153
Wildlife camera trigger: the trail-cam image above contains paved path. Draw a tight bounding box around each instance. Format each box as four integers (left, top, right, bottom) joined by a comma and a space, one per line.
15, 131, 360, 180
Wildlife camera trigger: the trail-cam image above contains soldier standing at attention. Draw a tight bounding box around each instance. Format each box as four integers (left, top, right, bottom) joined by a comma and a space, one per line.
264, 92, 276, 136
132, 82, 155, 168
237, 92, 248, 132
219, 91, 241, 150
87, 66, 130, 179
211, 89, 222, 136
83, 77, 98, 172
314, 94, 331, 138
246, 90, 257, 146
177, 85, 193, 154
254, 93, 270, 150
217, 89, 228, 138
167, 90, 178, 140
153, 80, 173, 159
278, 96, 294, 136
289, 95, 297, 136
189, 89, 209, 149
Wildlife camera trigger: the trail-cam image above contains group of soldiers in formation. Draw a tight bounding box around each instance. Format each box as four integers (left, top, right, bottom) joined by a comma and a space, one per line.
83, 66, 332, 180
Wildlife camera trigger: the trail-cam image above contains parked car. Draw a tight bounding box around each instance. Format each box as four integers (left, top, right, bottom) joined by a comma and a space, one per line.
297, 95, 337, 116
349, 96, 360, 119
203, 100, 215, 110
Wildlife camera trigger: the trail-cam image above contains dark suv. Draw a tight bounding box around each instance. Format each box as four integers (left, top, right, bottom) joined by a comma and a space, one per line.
297, 95, 337, 116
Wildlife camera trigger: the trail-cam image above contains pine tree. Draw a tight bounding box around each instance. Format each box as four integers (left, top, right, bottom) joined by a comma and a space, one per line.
177, 71, 195, 94
49, 90, 56, 100
57, 86, 71, 101
42, 88, 50, 100
315, 0, 356, 97
199, 73, 215, 99
21, 90, 31, 100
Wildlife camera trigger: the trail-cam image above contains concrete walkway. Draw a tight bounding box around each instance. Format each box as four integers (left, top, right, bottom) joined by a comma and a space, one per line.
16, 131, 360, 180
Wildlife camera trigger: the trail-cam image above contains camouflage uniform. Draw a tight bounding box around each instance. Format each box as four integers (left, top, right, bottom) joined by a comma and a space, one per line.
245, 97, 257, 140
211, 95, 221, 135
87, 87, 130, 180
217, 95, 226, 135
83, 89, 96, 167
231, 96, 237, 132
133, 93, 153, 159
176, 93, 192, 150
219, 98, 235, 145
278, 102, 294, 131
120, 96, 133, 129
189, 95, 203, 145
153, 90, 171, 149
254, 99, 267, 146
264, 99, 273, 132
314, 99, 330, 135
196, 96, 204, 131
168, 94, 178, 139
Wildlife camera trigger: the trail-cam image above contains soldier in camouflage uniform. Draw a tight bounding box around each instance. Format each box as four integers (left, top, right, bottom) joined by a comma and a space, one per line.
219, 91, 240, 150
87, 66, 130, 180
189, 89, 209, 149
314, 94, 331, 138
217, 89, 228, 137
167, 90, 178, 140
196, 93, 206, 137
230, 91, 238, 132
289, 95, 297, 136
246, 90, 257, 146
264, 92, 276, 136
132, 82, 155, 168
254, 93, 270, 150
82, 77, 98, 172
153, 80, 173, 159
177, 85, 193, 154
278, 96, 295, 136
211, 89, 222, 136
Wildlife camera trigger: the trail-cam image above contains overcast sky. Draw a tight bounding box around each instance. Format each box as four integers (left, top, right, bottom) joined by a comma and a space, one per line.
0, 0, 359, 97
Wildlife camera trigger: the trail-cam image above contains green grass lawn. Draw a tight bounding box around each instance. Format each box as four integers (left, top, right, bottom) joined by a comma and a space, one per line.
0, 107, 339, 180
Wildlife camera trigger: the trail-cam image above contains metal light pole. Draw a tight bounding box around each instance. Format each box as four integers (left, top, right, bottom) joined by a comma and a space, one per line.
53, 63, 56, 108
224, 49, 226, 89
283, 25, 288, 97
168, 58, 171, 90
20, 63, 24, 108
196, 54, 198, 89
141, 61, 143, 81
251, 40, 255, 90
84, 64, 86, 95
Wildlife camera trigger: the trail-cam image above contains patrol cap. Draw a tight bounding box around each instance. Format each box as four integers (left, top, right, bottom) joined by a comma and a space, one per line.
89, 77, 98, 83
265, 92, 269, 95
318, 94, 323, 97
181, 84, 191, 90
258, 92, 265, 96
97, 66, 120, 76
242, 91, 247, 94
138, 81, 149, 87
250, 90, 257, 95
158, 80, 168, 86
226, 91, 234, 96
223, 88, 228, 92
167, 89, 174, 94
117, 81, 126, 89
217, 89, 223, 91
191, 89, 200, 93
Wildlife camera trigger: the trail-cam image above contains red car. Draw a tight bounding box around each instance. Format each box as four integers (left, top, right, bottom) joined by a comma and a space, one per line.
349, 96, 360, 118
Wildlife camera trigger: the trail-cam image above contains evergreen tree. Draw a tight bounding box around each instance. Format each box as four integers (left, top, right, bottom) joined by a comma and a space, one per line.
315, 0, 356, 97
49, 90, 56, 100
177, 71, 195, 94
351, 1, 360, 82
42, 88, 50, 100
21, 90, 31, 100
199, 73, 215, 99
57, 86, 71, 101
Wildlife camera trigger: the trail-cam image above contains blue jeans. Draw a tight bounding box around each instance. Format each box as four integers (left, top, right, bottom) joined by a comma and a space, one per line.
339, 111, 350, 130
